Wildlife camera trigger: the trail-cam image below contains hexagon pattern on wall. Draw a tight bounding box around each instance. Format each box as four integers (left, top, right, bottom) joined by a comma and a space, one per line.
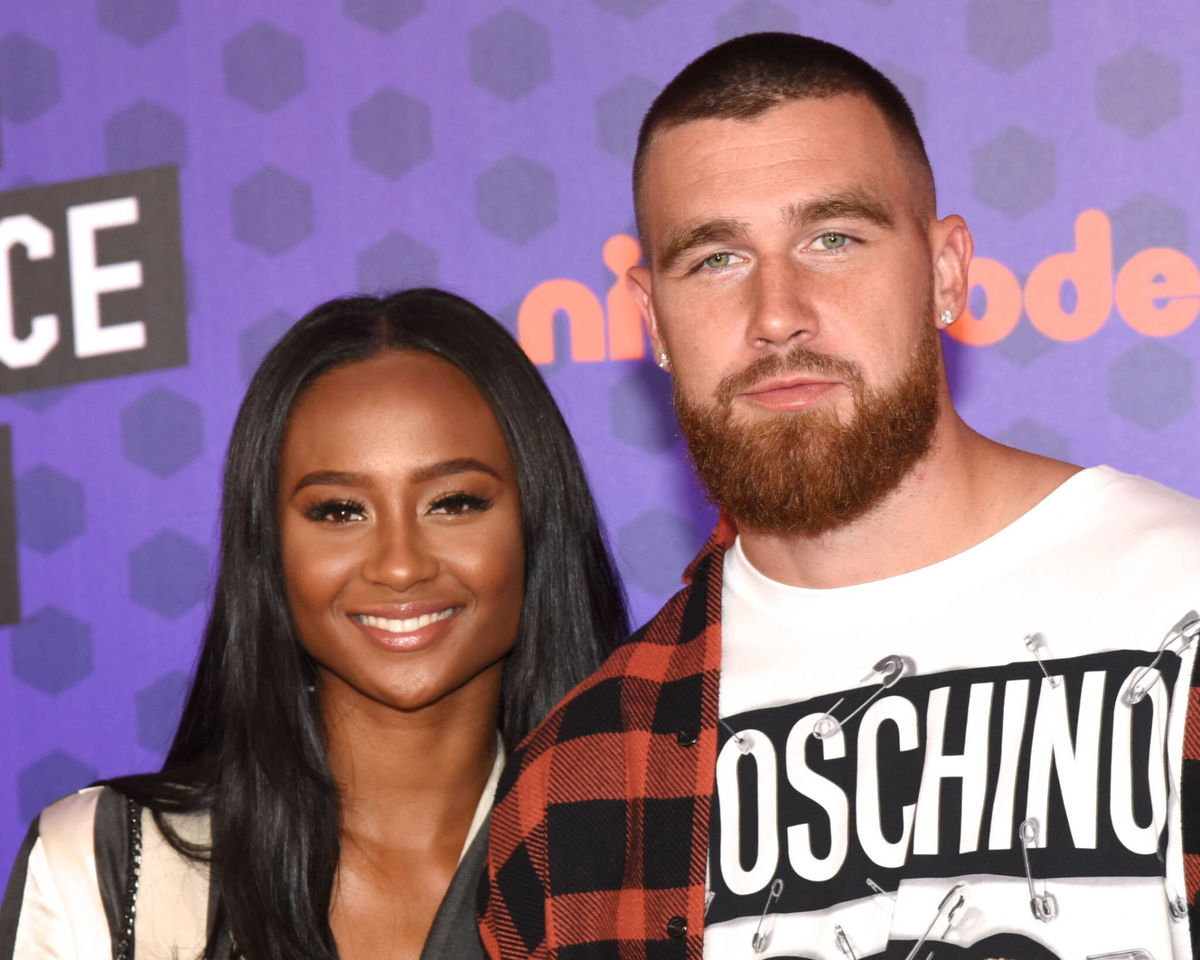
18, 751, 99, 822
104, 100, 188, 173
879, 61, 928, 128
136, 671, 189, 753
11, 606, 93, 696
991, 316, 1057, 367
972, 126, 1056, 219
595, 75, 657, 162
995, 417, 1070, 461
589, 0, 670, 20
469, 9, 552, 102
356, 231, 439, 292
476, 154, 558, 244
715, 0, 800, 42
616, 508, 703, 598
1109, 340, 1193, 431
966, 0, 1051, 73
343, 0, 424, 34
348, 88, 433, 180
1096, 45, 1181, 140
223, 21, 307, 114
15, 465, 85, 554
609, 368, 677, 453
0, 33, 61, 124
231, 166, 314, 255
97, 0, 179, 47
239, 309, 295, 383
121, 388, 203, 478
129, 530, 210, 621
1109, 193, 1187, 268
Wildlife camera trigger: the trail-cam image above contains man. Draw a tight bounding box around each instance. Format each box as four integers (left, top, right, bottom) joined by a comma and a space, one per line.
482, 33, 1200, 960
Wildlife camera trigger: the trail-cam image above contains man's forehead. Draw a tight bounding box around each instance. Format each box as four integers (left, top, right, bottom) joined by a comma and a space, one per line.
644, 94, 899, 167
638, 95, 928, 242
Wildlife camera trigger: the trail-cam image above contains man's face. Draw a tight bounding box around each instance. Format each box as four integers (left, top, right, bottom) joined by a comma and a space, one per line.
629, 94, 968, 534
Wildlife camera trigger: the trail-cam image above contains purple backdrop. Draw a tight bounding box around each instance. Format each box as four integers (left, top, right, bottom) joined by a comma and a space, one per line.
2, 0, 1198, 872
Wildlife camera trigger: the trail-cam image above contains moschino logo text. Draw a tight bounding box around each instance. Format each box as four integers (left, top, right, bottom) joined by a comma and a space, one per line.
709, 650, 1178, 922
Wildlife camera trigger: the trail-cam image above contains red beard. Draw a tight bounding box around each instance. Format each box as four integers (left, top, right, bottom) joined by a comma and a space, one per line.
673, 323, 942, 536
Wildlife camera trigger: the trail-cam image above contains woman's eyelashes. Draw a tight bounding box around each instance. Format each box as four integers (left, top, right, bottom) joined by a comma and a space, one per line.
300, 490, 494, 524
303, 498, 368, 524
428, 491, 493, 516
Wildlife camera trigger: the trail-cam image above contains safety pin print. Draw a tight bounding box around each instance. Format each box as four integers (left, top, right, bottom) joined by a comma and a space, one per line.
1024, 632, 1061, 687
902, 882, 967, 960
833, 924, 856, 959
1018, 817, 1058, 922
719, 717, 752, 753
1086, 951, 1156, 960
812, 655, 908, 740
750, 878, 784, 952
1125, 609, 1199, 706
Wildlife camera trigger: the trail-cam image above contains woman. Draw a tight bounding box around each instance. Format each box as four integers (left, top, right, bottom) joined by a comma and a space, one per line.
1, 289, 628, 959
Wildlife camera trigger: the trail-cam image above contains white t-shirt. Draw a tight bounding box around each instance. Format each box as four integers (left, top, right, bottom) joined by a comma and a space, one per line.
705, 467, 1200, 960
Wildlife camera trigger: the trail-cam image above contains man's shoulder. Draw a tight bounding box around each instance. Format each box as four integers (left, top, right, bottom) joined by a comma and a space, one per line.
499, 569, 720, 794
1082, 465, 1200, 542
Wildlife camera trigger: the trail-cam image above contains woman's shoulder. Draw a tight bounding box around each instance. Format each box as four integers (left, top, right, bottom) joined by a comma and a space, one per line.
35, 783, 108, 834
1, 786, 120, 956
2, 784, 213, 958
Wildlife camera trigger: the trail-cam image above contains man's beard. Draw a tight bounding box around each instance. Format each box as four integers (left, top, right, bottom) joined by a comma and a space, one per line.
673, 320, 942, 537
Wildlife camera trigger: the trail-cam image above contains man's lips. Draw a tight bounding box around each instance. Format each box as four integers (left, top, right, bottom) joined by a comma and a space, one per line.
738, 375, 841, 411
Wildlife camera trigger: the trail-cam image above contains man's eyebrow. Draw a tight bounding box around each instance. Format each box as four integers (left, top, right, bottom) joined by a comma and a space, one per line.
784, 194, 894, 229
657, 217, 747, 271
290, 458, 501, 496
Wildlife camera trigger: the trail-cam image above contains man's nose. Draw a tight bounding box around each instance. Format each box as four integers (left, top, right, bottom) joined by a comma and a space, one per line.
745, 255, 817, 348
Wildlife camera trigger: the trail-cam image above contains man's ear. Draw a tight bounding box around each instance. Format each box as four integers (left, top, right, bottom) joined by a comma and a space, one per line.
626, 265, 667, 359
931, 215, 974, 320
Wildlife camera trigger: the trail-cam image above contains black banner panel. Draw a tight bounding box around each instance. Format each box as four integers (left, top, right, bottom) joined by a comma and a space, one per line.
0, 166, 186, 394
0, 425, 18, 625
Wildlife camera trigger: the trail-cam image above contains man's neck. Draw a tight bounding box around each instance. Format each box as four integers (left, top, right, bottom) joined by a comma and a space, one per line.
737, 413, 1082, 590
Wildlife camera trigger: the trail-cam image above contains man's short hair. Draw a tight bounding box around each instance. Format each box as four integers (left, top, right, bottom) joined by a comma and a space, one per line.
633, 32, 935, 239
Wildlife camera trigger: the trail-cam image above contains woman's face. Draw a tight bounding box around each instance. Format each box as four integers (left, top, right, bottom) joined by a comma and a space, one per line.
278, 350, 524, 720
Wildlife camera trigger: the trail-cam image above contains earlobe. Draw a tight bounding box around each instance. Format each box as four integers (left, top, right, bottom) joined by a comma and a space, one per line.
931, 215, 974, 322
626, 266, 667, 360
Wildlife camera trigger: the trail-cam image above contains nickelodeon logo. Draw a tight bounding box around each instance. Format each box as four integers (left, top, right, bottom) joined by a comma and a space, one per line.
516, 209, 1199, 363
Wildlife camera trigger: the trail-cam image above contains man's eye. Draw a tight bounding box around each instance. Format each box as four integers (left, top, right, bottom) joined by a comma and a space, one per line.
815, 232, 850, 250
304, 500, 366, 523
702, 251, 734, 269
430, 493, 492, 516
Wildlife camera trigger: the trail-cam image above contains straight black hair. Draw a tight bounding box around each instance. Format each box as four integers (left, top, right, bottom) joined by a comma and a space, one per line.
110, 288, 628, 959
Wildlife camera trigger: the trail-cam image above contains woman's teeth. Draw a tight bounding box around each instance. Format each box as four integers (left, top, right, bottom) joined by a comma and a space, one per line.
355, 608, 456, 633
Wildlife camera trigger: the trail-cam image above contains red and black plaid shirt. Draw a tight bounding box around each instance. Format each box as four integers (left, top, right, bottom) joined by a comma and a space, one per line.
481, 519, 1200, 959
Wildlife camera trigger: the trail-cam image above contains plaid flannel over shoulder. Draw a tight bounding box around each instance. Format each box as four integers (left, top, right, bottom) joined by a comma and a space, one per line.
481, 525, 732, 960
1185, 648, 1200, 946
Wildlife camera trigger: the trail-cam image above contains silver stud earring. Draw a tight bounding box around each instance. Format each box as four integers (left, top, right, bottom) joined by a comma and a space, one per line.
938, 309, 955, 328
657, 351, 670, 369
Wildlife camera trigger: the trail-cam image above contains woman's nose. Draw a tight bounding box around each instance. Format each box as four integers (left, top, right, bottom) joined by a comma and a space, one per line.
360, 520, 438, 590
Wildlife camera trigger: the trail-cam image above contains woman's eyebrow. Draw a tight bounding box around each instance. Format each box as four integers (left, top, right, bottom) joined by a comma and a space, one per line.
408, 458, 502, 484
291, 470, 369, 495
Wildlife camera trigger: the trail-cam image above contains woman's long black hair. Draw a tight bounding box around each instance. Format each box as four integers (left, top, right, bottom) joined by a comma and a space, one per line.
110, 289, 628, 959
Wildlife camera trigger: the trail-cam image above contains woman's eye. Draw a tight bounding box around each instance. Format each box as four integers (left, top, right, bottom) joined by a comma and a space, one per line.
430, 493, 492, 516
303, 500, 366, 523
702, 251, 734, 270
815, 232, 850, 251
